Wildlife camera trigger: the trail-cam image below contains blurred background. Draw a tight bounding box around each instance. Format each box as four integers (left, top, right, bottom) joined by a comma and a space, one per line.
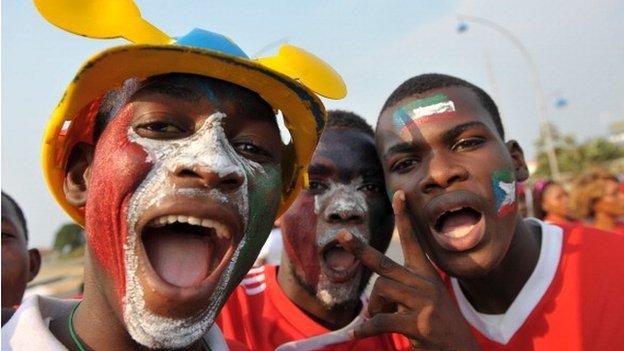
2, 0, 623, 298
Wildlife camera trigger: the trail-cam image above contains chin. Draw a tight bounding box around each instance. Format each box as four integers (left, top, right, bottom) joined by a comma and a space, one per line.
316, 270, 363, 309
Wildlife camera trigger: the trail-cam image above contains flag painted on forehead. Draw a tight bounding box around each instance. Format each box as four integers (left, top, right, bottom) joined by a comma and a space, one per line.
393, 94, 456, 141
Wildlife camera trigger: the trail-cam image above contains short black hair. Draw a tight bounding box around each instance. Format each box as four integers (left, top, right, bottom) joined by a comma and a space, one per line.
326, 109, 374, 137
94, 73, 276, 141
379, 73, 504, 139
1, 191, 28, 241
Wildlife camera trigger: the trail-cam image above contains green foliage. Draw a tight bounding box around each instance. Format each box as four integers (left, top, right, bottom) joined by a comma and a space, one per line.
534, 123, 624, 177
52, 223, 85, 257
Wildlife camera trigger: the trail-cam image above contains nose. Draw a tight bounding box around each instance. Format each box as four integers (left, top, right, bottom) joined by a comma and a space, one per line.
172, 164, 244, 191
323, 190, 366, 224
419, 152, 469, 194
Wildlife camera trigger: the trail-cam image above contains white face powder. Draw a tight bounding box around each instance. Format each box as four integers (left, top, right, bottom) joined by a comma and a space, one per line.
313, 179, 369, 307
123, 112, 266, 348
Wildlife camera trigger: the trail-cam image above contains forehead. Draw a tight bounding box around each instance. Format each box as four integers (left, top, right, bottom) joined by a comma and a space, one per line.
311, 128, 380, 176
377, 86, 499, 145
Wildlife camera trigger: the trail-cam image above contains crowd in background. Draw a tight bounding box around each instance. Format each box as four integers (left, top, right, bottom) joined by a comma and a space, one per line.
523, 169, 624, 233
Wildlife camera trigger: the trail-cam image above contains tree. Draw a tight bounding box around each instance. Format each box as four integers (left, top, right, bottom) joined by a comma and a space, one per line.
52, 223, 85, 257
534, 123, 624, 177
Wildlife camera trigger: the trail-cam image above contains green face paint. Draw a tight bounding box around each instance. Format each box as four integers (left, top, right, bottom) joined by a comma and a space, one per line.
218, 163, 282, 304
491, 169, 517, 217
393, 94, 456, 141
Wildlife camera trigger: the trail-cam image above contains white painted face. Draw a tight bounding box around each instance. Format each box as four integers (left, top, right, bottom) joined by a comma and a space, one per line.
314, 179, 369, 307
123, 112, 264, 348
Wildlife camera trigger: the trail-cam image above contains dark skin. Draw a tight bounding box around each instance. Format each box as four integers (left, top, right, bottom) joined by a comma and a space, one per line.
278, 128, 393, 330
50, 80, 282, 351
592, 179, 624, 231
337, 86, 540, 349
1, 195, 41, 308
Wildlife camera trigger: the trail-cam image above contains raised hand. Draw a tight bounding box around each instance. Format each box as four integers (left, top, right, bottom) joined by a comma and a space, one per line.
337, 190, 479, 351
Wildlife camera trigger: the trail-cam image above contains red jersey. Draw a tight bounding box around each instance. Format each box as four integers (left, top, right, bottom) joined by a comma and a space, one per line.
444, 219, 624, 350
217, 265, 410, 350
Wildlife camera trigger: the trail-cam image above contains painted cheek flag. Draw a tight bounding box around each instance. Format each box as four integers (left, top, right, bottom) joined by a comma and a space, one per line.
492, 170, 517, 217
393, 94, 456, 141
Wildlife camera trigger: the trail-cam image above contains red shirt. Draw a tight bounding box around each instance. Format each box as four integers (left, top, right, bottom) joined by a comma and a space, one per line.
217, 265, 410, 350
445, 220, 624, 350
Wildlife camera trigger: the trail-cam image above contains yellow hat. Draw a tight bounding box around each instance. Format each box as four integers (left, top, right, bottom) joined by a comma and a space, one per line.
35, 0, 346, 225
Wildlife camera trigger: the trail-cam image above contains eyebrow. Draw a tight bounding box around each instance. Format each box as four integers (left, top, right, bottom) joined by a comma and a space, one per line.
441, 121, 488, 145
383, 142, 419, 160
307, 164, 333, 176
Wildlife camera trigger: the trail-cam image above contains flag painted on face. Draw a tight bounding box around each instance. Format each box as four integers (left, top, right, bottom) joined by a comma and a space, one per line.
393, 94, 456, 141
492, 169, 517, 217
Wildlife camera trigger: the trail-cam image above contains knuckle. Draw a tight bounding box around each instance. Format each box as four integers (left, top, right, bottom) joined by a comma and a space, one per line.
377, 255, 396, 273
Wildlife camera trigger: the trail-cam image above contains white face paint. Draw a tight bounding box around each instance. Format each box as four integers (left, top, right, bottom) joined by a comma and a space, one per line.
314, 179, 369, 307
123, 112, 265, 348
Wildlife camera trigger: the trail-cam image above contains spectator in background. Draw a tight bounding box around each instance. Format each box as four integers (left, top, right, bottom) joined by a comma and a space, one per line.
570, 171, 624, 233
1, 192, 41, 308
533, 180, 576, 225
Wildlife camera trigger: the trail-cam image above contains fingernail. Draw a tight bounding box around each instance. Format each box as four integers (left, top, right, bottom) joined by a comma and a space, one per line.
341, 231, 353, 241
398, 190, 405, 201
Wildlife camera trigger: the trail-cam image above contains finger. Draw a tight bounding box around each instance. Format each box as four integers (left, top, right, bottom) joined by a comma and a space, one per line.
368, 276, 433, 315
350, 313, 416, 341
392, 190, 438, 278
337, 230, 434, 287
367, 278, 396, 317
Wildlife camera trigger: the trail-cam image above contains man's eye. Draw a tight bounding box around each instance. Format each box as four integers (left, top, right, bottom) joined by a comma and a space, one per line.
359, 183, 382, 193
452, 137, 485, 151
135, 121, 186, 139
308, 180, 328, 192
390, 158, 419, 174
234, 142, 272, 159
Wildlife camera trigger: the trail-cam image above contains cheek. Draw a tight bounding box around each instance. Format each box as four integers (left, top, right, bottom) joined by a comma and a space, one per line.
281, 194, 321, 286
84, 109, 152, 301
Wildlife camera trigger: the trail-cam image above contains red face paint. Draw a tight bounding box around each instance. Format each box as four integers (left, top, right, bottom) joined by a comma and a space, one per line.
280, 194, 320, 287
84, 105, 152, 303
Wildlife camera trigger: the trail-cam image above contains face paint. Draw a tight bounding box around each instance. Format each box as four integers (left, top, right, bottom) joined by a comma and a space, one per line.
314, 179, 368, 307
121, 112, 280, 348
85, 106, 152, 303
492, 169, 517, 218
393, 94, 456, 141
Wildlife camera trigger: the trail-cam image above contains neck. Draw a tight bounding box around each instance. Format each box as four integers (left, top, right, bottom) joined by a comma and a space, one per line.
593, 212, 616, 231
49, 251, 205, 351
277, 258, 360, 330
457, 217, 542, 314
545, 213, 569, 224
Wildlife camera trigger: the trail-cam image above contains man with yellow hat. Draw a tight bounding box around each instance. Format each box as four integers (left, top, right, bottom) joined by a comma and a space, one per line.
1, 1, 345, 350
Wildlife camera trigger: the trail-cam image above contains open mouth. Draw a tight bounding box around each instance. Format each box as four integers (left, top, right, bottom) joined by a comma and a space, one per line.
319, 240, 360, 282
431, 206, 485, 252
141, 214, 234, 288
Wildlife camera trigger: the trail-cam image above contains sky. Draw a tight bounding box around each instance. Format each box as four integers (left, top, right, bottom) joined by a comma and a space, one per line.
2, 0, 623, 248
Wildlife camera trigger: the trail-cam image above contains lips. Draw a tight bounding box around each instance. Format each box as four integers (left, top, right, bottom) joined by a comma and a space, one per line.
319, 239, 360, 283
134, 197, 243, 299
426, 191, 487, 252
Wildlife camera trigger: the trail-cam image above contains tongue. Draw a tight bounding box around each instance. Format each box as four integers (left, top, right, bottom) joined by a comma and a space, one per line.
143, 228, 212, 287
324, 246, 356, 271
440, 212, 478, 238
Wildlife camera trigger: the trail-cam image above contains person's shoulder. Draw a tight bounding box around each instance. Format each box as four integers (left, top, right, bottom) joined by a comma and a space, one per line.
558, 223, 624, 269
2, 308, 16, 326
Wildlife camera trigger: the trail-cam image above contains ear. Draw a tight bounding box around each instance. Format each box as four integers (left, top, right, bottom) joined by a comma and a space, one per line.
27, 248, 41, 282
506, 140, 529, 182
64, 142, 95, 207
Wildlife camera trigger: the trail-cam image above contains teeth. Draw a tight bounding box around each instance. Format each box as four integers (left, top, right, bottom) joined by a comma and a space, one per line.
147, 215, 232, 240
446, 225, 474, 238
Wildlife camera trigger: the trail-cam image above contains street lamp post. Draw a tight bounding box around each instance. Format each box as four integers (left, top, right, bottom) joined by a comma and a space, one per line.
457, 15, 561, 179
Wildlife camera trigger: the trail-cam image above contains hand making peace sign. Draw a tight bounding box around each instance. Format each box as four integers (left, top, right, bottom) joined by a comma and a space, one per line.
337, 190, 480, 351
